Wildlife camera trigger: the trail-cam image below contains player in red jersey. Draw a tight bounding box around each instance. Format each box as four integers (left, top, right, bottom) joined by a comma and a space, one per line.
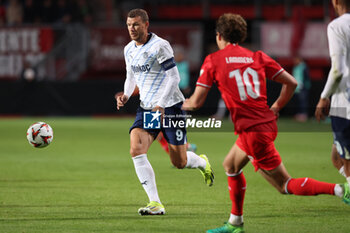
182, 13, 349, 233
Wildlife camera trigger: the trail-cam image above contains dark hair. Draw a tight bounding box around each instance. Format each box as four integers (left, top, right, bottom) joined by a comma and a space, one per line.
339, 0, 350, 8
216, 13, 247, 44
127, 9, 149, 22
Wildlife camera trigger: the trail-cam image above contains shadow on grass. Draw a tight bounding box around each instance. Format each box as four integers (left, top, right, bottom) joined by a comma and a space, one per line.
0, 212, 210, 222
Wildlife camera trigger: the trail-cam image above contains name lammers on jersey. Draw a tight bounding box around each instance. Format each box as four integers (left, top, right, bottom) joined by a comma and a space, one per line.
225, 56, 254, 64
131, 64, 150, 73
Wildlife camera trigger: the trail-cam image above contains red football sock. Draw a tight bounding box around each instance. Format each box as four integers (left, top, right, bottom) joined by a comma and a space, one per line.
157, 134, 169, 154
227, 172, 246, 216
287, 178, 335, 196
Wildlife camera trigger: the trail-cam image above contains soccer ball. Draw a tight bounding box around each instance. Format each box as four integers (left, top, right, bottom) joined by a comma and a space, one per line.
26, 122, 53, 148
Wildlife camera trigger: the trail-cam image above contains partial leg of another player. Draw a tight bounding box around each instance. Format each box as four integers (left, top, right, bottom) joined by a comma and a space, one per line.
331, 144, 350, 181
331, 144, 350, 204
168, 143, 214, 186
331, 116, 350, 203
207, 144, 249, 233
130, 128, 165, 215
259, 162, 350, 205
156, 132, 170, 154
331, 144, 345, 175
156, 132, 197, 155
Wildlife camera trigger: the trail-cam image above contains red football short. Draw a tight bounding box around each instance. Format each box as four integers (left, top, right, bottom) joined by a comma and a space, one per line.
235, 120, 281, 171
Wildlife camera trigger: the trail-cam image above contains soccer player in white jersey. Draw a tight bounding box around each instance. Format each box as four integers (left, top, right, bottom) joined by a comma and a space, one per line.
315, 0, 350, 202
116, 8, 214, 215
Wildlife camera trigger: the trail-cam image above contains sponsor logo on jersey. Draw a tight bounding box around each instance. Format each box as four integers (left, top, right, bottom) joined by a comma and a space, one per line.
131, 64, 151, 73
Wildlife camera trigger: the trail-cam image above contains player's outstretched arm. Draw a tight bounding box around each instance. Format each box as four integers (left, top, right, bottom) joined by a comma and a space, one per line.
270, 71, 297, 115
182, 86, 210, 111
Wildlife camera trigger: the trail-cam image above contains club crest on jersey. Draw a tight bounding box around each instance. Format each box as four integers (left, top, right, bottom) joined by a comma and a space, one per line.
131, 64, 151, 73
143, 52, 148, 58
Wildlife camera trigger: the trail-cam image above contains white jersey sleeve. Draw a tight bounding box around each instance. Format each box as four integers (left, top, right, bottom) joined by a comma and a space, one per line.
157, 40, 175, 64
124, 64, 136, 98
320, 20, 347, 99
123, 43, 137, 98
157, 66, 181, 108
154, 40, 181, 108
321, 14, 350, 120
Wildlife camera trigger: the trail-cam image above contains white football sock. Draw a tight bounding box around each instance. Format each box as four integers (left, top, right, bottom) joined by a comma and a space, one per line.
334, 184, 343, 197
132, 154, 161, 204
228, 213, 243, 226
185, 151, 206, 169
339, 166, 346, 177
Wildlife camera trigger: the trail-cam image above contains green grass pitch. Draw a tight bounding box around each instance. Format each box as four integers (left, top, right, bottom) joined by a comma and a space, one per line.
0, 117, 349, 233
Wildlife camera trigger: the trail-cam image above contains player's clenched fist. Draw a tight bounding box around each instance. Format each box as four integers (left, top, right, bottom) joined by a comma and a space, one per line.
116, 94, 129, 110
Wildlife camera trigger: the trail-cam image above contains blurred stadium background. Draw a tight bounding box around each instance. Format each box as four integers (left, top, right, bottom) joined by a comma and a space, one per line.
0, 0, 334, 117
2, 2, 350, 233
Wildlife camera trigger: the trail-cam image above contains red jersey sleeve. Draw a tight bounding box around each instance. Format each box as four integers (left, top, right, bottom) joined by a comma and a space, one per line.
259, 51, 284, 80
196, 55, 215, 89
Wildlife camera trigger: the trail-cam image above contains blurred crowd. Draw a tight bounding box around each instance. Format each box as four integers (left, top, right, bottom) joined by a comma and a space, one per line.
0, 0, 94, 26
